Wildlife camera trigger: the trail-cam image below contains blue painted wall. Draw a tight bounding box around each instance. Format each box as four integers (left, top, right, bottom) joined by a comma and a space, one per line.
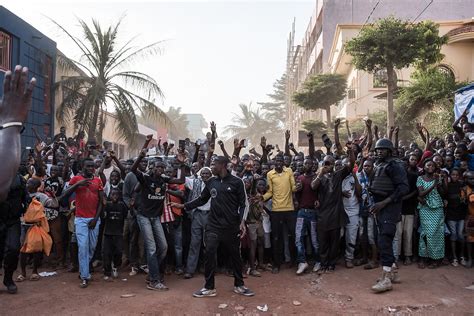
0, 6, 56, 150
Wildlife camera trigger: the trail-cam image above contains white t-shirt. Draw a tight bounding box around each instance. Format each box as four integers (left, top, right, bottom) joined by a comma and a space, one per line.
342, 174, 359, 217
185, 177, 211, 211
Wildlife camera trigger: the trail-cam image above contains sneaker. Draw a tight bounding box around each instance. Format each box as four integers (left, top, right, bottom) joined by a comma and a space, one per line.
326, 266, 335, 274
313, 262, 322, 273
193, 288, 217, 298
271, 267, 280, 274
184, 273, 193, 279
371, 272, 392, 293
451, 259, 459, 267
147, 281, 169, 291
175, 268, 184, 276
296, 262, 309, 275
140, 265, 149, 274
80, 279, 89, 288
249, 269, 261, 277
233, 286, 255, 297
103, 276, 112, 282
129, 267, 138, 276
112, 268, 119, 278
345, 260, 354, 269
460, 257, 467, 267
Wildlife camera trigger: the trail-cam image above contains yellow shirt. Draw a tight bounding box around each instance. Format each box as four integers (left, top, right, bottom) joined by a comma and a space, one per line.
263, 167, 296, 212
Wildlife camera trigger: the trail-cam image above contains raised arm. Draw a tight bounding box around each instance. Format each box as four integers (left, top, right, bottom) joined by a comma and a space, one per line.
394, 126, 399, 153
0, 66, 36, 201
365, 119, 373, 153
308, 131, 315, 161
416, 122, 427, 144
217, 140, 230, 160
110, 151, 126, 179
334, 118, 343, 155
284, 130, 291, 157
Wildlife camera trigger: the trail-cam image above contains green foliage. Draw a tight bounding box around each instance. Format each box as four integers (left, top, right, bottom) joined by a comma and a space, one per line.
302, 120, 328, 136
258, 74, 287, 127
292, 74, 347, 111
345, 17, 447, 128
54, 17, 168, 145
345, 17, 447, 73
423, 99, 455, 139
397, 67, 456, 121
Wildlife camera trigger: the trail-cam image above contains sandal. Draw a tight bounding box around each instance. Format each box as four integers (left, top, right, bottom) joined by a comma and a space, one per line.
16, 274, 26, 282
30, 273, 40, 281
363, 261, 379, 270
427, 263, 438, 269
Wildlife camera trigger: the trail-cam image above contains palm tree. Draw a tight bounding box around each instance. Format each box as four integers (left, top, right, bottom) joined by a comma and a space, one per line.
224, 103, 275, 148
166, 106, 190, 140
54, 17, 168, 145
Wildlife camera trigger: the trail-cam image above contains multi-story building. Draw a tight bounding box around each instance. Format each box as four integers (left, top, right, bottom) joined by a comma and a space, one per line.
0, 6, 56, 149
286, 0, 474, 145
328, 20, 474, 121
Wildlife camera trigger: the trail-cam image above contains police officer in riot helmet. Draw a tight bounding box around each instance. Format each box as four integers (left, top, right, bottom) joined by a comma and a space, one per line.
368, 138, 409, 293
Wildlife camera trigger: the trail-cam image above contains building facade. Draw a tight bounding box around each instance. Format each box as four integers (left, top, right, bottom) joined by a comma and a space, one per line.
0, 6, 56, 149
328, 20, 474, 122
286, 0, 474, 145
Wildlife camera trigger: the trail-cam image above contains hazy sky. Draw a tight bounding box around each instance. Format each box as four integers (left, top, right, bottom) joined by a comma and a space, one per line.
2, 0, 314, 136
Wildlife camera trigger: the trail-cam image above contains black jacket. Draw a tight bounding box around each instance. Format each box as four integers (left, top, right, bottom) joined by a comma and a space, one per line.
185, 172, 247, 231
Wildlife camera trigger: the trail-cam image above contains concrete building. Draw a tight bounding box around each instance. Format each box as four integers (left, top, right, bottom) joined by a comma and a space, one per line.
0, 6, 56, 149
286, 0, 474, 145
328, 20, 474, 121
185, 113, 207, 140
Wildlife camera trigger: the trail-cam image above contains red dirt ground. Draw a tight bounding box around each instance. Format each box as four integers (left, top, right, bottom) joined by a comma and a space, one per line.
1, 264, 473, 315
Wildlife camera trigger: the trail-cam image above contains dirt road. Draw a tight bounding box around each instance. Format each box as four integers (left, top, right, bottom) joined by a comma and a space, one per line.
1, 264, 473, 315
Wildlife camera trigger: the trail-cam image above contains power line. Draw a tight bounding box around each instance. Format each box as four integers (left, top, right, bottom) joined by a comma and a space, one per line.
412, 0, 434, 23
362, 0, 382, 28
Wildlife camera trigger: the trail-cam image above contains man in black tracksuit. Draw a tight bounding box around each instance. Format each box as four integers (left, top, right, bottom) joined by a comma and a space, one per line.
173, 156, 255, 298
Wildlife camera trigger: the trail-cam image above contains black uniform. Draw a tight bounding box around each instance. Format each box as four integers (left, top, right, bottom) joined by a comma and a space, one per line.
369, 158, 409, 267
185, 173, 247, 290
0, 174, 28, 286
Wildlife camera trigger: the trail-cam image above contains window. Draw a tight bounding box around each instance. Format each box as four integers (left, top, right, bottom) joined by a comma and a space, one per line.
437, 64, 455, 80
0, 31, 11, 72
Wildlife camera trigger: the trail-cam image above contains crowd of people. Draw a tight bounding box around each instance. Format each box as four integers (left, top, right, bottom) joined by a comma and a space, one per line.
0, 65, 473, 297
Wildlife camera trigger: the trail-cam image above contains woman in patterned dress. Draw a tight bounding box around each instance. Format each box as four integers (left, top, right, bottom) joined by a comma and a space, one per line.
417, 160, 445, 269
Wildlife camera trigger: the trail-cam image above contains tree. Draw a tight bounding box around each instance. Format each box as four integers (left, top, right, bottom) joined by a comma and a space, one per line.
224, 103, 274, 148
397, 67, 459, 120
54, 18, 168, 145
302, 120, 328, 136
345, 17, 447, 129
257, 73, 287, 129
166, 106, 190, 140
292, 73, 347, 127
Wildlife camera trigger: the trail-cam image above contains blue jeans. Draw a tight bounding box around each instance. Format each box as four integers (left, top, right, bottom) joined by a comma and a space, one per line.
75, 217, 101, 280
162, 219, 183, 270
345, 214, 359, 261
447, 220, 464, 241
295, 209, 319, 264
136, 214, 168, 283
